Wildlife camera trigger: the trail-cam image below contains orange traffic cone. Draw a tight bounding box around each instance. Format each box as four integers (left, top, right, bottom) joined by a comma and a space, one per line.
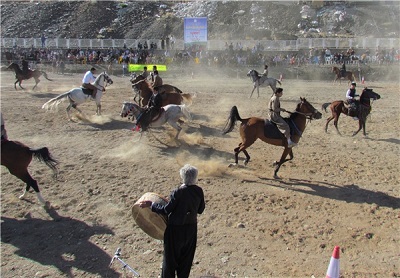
326, 246, 340, 278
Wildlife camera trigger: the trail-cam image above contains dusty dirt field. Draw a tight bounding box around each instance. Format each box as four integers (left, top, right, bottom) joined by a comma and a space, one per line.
1, 67, 399, 278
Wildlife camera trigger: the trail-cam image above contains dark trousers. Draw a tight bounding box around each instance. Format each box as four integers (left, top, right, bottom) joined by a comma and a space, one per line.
162, 224, 197, 278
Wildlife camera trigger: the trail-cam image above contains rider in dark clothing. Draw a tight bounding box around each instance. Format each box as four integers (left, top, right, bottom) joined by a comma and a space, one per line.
135, 88, 163, 131
340, 62, 346, 77
21, 58, 30, 76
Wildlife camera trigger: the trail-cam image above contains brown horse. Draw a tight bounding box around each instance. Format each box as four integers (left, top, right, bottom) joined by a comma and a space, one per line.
130, 74, 192, 107
223, 98, 322, 178
322, 88, 381, 136
7, 62, 53, 90
1, 140, 58, 205
331, 66, 356, 85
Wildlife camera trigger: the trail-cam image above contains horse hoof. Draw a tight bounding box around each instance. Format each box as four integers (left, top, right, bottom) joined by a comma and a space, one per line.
273, 174, 281, 179
228, 163, 238, 168
272, 161, 279, 166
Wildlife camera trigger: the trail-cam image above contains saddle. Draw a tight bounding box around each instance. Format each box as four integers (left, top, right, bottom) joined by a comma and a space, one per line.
81, 87, 94, 96
345, 100, 359, 117
263, 118, 296, 140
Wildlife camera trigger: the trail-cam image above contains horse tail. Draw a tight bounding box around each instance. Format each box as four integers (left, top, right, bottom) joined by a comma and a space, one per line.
173, 86, 183, 94
180, 105, 192, 122
30, 147, 59, 179
222, 106, 242, 134
181, 93, 194, 106
322, 102, 331, 112
42, 92, 70, 110
41, 71, 53, 81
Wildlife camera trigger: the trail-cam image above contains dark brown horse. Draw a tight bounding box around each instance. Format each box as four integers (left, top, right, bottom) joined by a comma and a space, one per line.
223, 98, 322, 178
1, 140, 58, 205
130, 74, 192, 107
322, 88, 381, 136
7, 62, 53, 90
332, 66, 356, 85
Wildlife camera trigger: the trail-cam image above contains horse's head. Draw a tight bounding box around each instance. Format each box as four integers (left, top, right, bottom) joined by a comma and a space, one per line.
130, 74, 145, 84
7, 63, 18, 70
331, 66, 338, 73
120, 101, 135, 118
102, 72, 113, 86
296, 97, 322, 120
247, 69, 258, 77
361, 88, 381, 100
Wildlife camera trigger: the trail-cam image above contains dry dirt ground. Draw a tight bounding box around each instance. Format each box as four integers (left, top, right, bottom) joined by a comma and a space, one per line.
1, 67, 399, 278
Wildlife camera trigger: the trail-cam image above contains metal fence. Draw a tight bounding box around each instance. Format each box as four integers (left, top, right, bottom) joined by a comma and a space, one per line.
2, 37, 399, 51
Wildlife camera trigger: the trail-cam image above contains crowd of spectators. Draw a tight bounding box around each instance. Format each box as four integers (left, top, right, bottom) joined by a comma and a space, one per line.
2, 41, 399, 74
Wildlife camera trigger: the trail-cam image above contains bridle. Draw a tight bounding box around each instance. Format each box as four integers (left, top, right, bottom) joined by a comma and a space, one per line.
94, 73, 112, 92
293, 101, 320, 121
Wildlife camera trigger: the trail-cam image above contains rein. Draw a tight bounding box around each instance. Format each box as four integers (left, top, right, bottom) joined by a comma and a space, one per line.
287, 108, 318, 137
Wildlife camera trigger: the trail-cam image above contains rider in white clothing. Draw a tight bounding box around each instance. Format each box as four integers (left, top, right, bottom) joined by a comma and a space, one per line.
82, 67, 98, 98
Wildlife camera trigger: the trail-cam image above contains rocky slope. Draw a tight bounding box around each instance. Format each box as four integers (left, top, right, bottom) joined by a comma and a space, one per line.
1, 1, 399, 41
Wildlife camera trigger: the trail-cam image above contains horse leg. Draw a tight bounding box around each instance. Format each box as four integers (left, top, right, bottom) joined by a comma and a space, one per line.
352, 120, 363, 137
324, 115, 335, 133
230, 140, 253, 166
16, 80, 24, 90
96, 103, 102, 115
168, 120, 182, 139
32, 78, 40, 90
7, 164, 46, 204
19, 176, 46, 204
242, 149, 251, 165
249, 86, 256, 98
333, 113, 342, 136
273, 148, 292, 179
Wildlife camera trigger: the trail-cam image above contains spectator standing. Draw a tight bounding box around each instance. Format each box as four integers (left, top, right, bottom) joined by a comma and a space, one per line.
41, 33, 46, 48
139, 164, 205, 278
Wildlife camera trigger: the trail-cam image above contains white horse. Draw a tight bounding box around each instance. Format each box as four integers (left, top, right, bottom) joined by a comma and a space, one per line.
247, 69, 282, 98
42, 72, 113, 121
120, 102, 191, 139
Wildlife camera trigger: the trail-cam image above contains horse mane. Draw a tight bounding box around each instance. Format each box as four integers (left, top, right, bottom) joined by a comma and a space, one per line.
252, 69, 260, 76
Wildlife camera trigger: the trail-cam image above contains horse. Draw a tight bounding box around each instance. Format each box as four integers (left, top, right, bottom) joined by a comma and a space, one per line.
331, 66, 356, 85
120, 102, 191, 139
130, 74, 193, 107
322, 88, 381, 136
42, 72, 113, 121
7, 62, 53, 90
247, 69, 282, 98
1, 140, 58, 205
222, 98, 322, 179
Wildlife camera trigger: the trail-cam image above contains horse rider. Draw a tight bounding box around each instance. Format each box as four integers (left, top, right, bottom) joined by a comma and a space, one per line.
262, 64, 269, 77
1, 112, 8, 141
82, 67, 98, 98
151, 70, 163, 89
141, 66, 149, 79
150, 65, 157, 82
340, 62, 346, 77
345, 82, 359, 118
21, 57, 30, 76
135, 87, 163, 132
268, 88, 296, 148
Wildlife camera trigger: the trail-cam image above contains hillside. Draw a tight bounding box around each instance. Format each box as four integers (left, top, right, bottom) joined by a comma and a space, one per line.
1, 1, 399, 41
